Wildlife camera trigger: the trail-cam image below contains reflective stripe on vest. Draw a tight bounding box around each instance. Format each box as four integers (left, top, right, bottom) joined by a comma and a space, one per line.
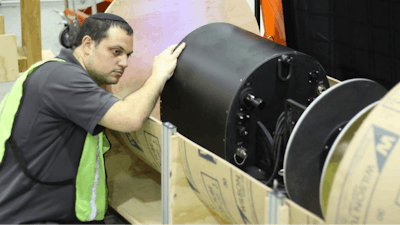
76, 132, 110, 221
0, 58, 110, 222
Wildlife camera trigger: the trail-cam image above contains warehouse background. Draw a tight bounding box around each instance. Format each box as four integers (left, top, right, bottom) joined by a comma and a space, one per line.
0, 0, 264, 59
283, 0, 400, 89
0, 0, 89, 56
1, 0, 398, 89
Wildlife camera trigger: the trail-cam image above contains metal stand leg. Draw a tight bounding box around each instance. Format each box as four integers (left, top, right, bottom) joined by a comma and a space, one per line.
92, 0, 97, 14
267, 180, 286, 224
162, 122, 177, 224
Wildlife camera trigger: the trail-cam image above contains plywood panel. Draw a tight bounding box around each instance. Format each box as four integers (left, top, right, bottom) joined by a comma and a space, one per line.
105, 123, 228, 224
105, 130, 162, 224
169, 136, 229, 224
176, 133, 271, 224
0, 34, 19, 82
21, 0, 42, 67
17, 46, 28, 73
286, 199, 325, 224
41, 50, 55, 61
109, 117, 163, 173
327, 76, 340, 87
105, 0, 259, 119
175, 131, 324, 224
105, 115, 331, 224
0, 14, 5, 35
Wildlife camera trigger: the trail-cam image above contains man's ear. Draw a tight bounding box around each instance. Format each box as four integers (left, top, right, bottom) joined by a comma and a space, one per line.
81, 35, 94, 55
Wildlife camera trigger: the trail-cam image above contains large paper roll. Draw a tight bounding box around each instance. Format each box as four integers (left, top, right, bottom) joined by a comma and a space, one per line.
320, 101, 379, 217
326, 82, 400, 224
284, 78, 387, 219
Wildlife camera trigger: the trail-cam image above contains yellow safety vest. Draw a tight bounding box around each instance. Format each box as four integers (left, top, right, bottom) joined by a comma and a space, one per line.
0, 59, 110, 222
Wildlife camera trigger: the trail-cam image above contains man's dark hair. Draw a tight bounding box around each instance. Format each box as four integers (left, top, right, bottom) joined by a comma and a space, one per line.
73, 17, 133, 48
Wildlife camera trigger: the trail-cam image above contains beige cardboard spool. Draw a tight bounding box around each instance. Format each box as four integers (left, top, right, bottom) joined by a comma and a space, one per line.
110, 117, 162, 173
169, 136, 229, 224
105, 129, 162, 224
177, 133, 269, 224
326, 82, 400, 224
320, 101, 379, 217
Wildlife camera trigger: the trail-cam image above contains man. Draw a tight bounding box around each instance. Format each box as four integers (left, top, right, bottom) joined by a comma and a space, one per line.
0, 13, 185, 223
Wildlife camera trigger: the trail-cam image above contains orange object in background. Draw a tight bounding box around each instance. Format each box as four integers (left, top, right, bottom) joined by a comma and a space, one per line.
64, 0, 113, 26
260, 0, 286, 46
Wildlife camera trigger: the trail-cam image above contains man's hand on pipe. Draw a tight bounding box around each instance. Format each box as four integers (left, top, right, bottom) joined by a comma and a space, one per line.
152, 42, 186, 81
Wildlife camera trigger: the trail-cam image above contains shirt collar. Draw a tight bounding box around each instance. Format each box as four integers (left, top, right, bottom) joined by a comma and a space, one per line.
56, 48, 85, 70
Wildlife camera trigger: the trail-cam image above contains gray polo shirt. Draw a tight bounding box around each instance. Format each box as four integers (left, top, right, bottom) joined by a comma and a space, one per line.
0, 48, 119, 223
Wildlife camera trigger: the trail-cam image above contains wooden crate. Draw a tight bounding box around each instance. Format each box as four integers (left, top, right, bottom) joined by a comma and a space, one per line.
0, 34, 19, 82
104, 76, 340, 224
105, 117, 325, 224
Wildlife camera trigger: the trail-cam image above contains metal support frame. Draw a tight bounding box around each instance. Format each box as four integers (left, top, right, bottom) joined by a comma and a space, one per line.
91, 0, 97, 14
267, 180, 286, 224
161, 122, 176, 224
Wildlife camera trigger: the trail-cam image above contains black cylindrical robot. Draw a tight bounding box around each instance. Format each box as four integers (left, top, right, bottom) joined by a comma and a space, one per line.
161, 22, 329, 182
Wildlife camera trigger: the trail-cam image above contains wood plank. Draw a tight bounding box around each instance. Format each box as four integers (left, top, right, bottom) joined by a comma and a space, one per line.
176, 132, 271, 224
170, 136, 229, 224
20, 0, 42, 68
176, 128, 325, 224
104, 116, 330, 224
0, 34, 19, 82
110, 117, 163, 173
41, 50, 55, 61
17, 48, 55, 73
17, 46, 28, 73
105, 129, 162, 224
0, 14, 4, 35
286, 199, 325, 224
327, 75, 340, 87
105, 125, 228, 224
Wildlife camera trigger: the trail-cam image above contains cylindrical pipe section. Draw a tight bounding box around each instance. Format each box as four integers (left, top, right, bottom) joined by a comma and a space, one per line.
161, 23, 329, 169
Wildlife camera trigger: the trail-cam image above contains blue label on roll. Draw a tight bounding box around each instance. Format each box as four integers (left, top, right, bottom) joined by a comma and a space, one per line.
373, 125, 399, 173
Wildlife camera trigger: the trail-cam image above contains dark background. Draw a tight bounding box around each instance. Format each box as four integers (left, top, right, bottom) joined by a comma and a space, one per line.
282, 0, 400, 90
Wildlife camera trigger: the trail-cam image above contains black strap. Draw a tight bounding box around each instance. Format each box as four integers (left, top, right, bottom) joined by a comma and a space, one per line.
6, 137, 75, 186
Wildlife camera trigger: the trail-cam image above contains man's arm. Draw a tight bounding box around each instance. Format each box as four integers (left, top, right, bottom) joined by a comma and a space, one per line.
98, 43, 186, 132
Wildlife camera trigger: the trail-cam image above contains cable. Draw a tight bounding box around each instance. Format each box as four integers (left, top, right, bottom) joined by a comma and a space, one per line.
273, 112, 285, 161
255, 112, 286, 186
257, 121, 275, 171
265, 112, 286, 185
257, 121, 274, 150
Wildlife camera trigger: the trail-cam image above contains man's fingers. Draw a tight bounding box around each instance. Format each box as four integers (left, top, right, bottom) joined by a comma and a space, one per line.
172, 42, 186, 57
165, 44, 178, 54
